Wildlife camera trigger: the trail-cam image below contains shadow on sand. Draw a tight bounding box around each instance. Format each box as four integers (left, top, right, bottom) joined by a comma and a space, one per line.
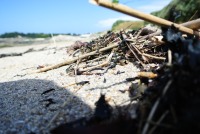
0, 79, 93, 133
0, 78, 138, 134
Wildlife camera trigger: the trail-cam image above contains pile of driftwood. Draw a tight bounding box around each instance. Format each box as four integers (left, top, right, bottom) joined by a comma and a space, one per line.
65, 26, 166, 76
35, 26, 166, 78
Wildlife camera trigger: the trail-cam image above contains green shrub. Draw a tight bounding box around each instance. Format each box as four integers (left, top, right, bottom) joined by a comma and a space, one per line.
112, 20, 125, 30
0, 32, 51, 38
151, 0, 200, 23
112, 20, 144, 31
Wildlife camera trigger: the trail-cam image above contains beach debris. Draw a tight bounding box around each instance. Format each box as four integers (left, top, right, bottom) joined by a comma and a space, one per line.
33, 24, 167, 75
53, 24, 200, 134
30, 2, 200, 133
41, 88, 55, 95
0, 52, 23, 58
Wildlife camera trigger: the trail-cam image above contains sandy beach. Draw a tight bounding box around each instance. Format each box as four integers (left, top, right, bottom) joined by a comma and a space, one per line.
0, 35, 139, 133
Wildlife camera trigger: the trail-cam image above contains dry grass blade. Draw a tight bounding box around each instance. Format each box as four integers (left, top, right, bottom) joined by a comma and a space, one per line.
142, 80, 173, 134
148, 110, 169, 134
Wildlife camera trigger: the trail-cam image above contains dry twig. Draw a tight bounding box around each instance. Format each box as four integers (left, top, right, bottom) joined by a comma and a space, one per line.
78, 52, 114, 73
148, 110, 169, 134
33, 43, 119, 73
131, 43, 166, 60
125, 42, 145, 67
141, 80, 173, 134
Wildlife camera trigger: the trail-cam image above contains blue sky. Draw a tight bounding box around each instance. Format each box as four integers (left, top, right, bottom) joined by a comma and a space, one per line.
0, 0, 171, 34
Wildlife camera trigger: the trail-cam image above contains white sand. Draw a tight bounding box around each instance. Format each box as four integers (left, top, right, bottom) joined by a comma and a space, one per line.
0, 35, 139, 134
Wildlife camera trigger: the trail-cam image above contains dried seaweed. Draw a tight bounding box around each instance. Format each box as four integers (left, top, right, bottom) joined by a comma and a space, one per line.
137, 26, 200, 134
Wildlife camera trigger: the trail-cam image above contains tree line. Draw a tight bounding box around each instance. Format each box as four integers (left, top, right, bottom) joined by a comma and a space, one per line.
0, 32, 80, 38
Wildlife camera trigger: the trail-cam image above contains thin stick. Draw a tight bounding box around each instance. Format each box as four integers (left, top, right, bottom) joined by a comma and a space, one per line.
79, 52, 114, 73
148, 110, 169, 134
33, 43, 119, 73
72, 49, 81, 57
125, 42, 145, 67
131, 43, 166, 60
142, 53, 166, 60
142, 80, 173, 134
182, 18, 200, 30
79, 61, 109, 72
86, 55, 107, 64
139, 30, 162, 41
188, 10, 198, 21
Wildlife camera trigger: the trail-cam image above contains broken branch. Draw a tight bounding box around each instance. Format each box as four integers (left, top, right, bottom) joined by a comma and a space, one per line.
33, 43, 119, 73
182, 18, 200, 30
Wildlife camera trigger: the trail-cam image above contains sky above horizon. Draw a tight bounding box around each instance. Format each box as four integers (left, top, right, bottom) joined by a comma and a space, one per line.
0, 0, 171, 34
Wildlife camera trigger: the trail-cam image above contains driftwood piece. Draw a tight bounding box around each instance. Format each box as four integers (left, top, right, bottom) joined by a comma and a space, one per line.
90, 0, 199, 36
130, 43, 166, 60
78, 52, 114, 73
125, 42, 145, 67
34, 43, 119, 73
182, 18, 200, 30
137, 72, 158, 79
139, 18, 200, 41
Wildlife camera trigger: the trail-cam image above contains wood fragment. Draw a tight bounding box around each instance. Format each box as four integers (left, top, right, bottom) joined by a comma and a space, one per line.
182, 18, 200, 30
85, 55, 107, 64
78, 52, 114, 73
125, 42, 145, 67
131, 43, 166, 60
137, 72, 158, 79
33, 43, 119, 73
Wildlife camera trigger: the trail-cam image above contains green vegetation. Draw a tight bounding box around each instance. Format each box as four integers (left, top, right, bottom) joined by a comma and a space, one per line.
0, 32, 51, 38
112, 20, 144, 31
151, 0, 200, 23
112, 0, 119, 4
111, 0, 199, 31
0, 32, 80, 38
112, 20, 126, 30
